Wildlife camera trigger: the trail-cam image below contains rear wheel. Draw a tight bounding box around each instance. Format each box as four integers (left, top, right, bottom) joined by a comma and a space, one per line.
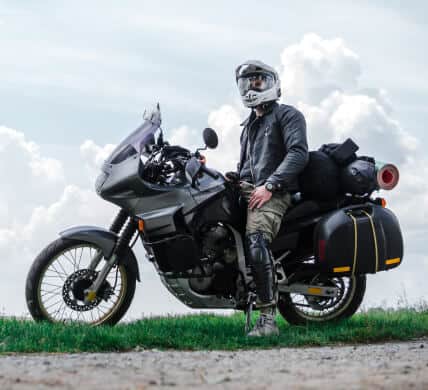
26, 238, 137, 325
278, 273, 366, 325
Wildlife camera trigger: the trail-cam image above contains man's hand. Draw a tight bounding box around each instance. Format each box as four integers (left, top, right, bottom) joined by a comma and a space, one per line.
248, 185, 272, 210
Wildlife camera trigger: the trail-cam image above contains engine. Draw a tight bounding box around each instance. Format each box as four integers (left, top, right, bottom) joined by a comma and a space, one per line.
200, 224, 236, 263
188, 224, 238, 295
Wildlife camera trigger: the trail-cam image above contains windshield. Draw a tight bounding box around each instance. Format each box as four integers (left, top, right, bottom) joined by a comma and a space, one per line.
106, 119, 162, 165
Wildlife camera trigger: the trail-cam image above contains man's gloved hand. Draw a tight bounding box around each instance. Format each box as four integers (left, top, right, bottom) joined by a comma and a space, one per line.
225, 171, 240, 184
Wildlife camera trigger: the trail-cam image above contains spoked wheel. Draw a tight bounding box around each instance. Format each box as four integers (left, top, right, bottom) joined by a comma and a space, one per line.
26, 238, 137, 325
278, 272, 366, 325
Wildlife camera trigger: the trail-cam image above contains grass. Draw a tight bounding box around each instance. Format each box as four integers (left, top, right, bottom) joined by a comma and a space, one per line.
0, 309, 427, 353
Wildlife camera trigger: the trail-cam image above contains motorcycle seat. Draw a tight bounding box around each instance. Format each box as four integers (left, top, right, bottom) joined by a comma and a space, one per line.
283, 200, 321, 222
283, 198, 340, 223
272, 199, 337, 251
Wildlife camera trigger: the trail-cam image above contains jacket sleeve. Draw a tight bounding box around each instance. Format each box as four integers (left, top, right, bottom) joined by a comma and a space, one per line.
266, 109, 309, 190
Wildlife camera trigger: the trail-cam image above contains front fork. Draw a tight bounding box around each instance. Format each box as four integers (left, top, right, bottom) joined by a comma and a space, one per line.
88, 209, 129, 270
85, 209, 136, 303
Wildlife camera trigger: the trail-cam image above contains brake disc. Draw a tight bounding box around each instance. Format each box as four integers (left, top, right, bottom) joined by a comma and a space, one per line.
62, 269, 103, 312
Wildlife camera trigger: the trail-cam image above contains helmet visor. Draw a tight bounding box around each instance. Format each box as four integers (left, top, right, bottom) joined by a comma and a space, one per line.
237, 73, 275, 96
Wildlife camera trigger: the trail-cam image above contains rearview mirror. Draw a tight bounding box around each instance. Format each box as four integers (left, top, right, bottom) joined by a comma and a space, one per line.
202, 128, 218, 149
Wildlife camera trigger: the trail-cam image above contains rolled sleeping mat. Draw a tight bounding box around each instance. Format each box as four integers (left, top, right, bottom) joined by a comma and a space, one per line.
376, 162, 399, 190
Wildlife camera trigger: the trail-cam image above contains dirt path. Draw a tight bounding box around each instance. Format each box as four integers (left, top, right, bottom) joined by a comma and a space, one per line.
1, 339, 427, 389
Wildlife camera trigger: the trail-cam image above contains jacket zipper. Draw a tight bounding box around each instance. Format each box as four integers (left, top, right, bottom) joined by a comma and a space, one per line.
249, 153, 255, 185
247, 117, 258, 185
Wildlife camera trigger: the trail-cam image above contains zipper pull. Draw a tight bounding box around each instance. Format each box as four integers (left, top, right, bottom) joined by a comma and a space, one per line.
264, 126, 270, 137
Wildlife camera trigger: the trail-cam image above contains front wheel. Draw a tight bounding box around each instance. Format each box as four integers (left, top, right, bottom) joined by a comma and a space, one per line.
278, 274, 366, 325
26, 238, 137, 326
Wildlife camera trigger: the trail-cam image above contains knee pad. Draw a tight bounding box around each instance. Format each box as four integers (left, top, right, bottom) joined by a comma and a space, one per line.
245, 232, 271, 267
245, 231, 276, 304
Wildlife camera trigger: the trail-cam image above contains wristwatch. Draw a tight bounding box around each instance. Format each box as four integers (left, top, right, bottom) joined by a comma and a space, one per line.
265, 182, 275, 192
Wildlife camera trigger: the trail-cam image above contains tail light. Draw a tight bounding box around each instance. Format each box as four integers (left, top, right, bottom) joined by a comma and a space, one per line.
376, 163, 399, 190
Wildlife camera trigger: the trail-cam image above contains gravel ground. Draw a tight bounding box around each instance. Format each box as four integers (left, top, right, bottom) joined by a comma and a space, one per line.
0, 340, 427, 390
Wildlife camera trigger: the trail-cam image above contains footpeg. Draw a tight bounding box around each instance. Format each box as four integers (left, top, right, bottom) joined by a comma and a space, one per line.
277, 283, 339, 297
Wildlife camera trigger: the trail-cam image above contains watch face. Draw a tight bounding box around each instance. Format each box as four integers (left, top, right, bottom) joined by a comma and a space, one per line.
266, 183, 274, 192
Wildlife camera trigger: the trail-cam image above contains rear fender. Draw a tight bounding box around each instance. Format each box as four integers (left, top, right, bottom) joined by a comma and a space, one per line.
60, 225, 141, 282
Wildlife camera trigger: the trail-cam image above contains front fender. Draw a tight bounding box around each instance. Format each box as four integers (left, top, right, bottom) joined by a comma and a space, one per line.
60, 225, 117, 258
59, 225, 141, 282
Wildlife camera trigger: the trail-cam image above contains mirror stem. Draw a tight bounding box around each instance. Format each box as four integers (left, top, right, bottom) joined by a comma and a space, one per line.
195, 146, 207, 156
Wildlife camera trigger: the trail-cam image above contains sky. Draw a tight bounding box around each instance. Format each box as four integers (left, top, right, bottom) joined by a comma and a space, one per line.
1, 1, 427, 319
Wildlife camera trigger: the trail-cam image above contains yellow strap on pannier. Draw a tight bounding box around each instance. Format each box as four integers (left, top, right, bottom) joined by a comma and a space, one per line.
361, 210, 379, 273
347, 213, 358, 275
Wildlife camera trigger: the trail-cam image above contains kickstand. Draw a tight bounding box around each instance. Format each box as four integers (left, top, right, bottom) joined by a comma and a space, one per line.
245, 292, 256, 333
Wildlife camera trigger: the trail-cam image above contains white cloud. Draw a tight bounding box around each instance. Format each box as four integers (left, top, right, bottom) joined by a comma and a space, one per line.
0, 126, 64, 182
80, 139, 116, 181
167, 125, 198, 150
167, 107, 244, 174
0, 185, 113, 277
279, 33, 361, 105
0, 126, 65, 226
22, 185, 114, 246
205, 105, 244, 173
298, 92, 418, 163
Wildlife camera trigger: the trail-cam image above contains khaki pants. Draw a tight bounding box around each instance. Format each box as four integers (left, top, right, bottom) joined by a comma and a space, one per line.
240, 181, 291, 243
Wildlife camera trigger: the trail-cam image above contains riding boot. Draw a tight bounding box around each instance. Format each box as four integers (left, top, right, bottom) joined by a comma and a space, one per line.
245, 231, 279, 337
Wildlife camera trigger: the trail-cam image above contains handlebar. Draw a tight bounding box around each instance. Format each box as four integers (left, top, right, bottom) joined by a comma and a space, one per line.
200, 164, 220, 180
144, 148, 221, 185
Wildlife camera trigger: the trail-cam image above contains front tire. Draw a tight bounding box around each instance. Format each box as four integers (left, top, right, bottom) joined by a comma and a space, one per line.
278, 274, 366, 325
26, 238, 137, 326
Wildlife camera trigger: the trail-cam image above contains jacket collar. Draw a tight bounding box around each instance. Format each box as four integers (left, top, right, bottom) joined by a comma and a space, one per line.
240, 111, 255, 127
240, 101, 278, 126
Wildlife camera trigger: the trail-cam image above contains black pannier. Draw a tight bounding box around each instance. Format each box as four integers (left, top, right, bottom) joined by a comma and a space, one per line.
314, 204, 403, 275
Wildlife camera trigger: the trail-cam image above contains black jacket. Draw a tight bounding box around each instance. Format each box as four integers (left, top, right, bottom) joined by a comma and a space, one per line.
239, 102, 309, 193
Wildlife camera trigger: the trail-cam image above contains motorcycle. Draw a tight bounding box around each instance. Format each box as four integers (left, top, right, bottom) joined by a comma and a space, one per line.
26, 104, 403, 326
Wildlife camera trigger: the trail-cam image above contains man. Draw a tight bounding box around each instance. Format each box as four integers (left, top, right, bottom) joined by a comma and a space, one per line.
230, 60, 309, 337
